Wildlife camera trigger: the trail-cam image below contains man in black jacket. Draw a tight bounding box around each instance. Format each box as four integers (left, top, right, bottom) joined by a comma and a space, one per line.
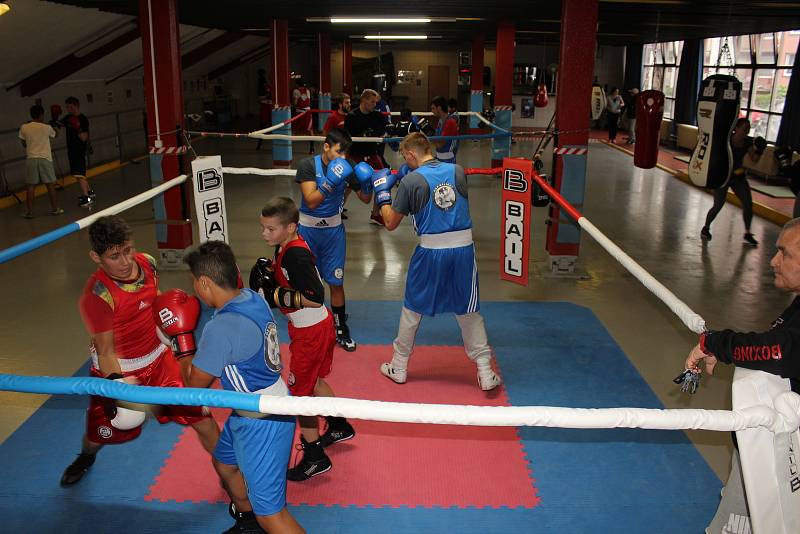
686, 217, 800, 533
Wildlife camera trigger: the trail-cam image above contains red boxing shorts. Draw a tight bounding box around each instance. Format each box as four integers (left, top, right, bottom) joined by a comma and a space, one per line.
287, 311, 336, 397
86, 352, 210, 445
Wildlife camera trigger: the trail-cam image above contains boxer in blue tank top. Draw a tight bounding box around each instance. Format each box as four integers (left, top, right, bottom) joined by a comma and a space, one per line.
431, 96, 459, 163
180, 242, 303, 534
371, 132, 502, 391
295, 128, 372, 351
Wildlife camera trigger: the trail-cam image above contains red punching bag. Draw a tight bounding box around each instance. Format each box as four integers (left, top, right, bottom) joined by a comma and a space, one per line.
634, 90, 664, 169
534, 83, 549, 108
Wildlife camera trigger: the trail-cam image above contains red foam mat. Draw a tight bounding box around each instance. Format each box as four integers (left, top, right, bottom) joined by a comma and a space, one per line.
147, 344, 540, 508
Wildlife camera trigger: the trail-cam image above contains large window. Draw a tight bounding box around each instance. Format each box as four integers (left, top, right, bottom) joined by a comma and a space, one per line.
642, 41, 683, 119
703, 31, 799, 141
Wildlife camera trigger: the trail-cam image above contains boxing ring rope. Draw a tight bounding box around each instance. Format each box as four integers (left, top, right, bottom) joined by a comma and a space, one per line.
0, 174, 188, 265
529, 170, 708, 334
0, 375, 799, 434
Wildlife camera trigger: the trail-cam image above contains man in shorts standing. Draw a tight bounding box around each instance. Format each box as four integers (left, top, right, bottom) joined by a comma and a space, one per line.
18, 104, 63, 218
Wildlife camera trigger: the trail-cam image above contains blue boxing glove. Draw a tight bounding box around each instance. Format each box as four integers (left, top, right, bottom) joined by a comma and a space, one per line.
354, 161, 374, 194
319, 157, 353, 197
395, 164, 411, 183
372, 168, 397, 207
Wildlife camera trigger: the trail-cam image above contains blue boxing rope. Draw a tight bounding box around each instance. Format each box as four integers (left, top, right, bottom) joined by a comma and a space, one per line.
1, 373, 799, 433
0, 174, 188, 265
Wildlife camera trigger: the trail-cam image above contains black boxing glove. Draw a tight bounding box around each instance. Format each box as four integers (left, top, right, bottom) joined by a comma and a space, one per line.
249, 257, 278, 298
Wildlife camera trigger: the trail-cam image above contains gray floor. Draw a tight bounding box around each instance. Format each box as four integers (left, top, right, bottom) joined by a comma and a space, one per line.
0, 137, 788, 480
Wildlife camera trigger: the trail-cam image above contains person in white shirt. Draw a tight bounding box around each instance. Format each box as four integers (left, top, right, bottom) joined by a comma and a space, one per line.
18, 105, 63, 218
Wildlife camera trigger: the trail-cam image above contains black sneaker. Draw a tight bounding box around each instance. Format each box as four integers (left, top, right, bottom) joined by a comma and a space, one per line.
701, 227, 712, 241
78, 195, 94, 208
60, 452, 96, 486
335, 320, 357, 352
744, 233, 759, 246
88, 189, 97, 199
319, 417, 355, 448
287, 440, 332, 481
222, 502, 265, 533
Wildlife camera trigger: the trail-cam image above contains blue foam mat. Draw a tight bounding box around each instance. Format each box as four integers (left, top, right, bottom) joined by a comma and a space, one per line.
0, 301, 722, 533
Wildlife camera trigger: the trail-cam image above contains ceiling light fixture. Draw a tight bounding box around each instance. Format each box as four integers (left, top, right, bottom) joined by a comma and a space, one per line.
333, 18, 431, 23
364, 35, 428, 40
0, 2, 10, 16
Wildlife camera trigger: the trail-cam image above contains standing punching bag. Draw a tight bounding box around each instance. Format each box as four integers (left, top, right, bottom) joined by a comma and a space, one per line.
535, 83, 549, 108
633, 90, 664, 169
688, 74, 742, 188
591, 84, 606, 121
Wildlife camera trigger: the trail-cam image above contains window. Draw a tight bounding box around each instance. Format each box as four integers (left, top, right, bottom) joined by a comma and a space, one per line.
642, 40, 683, 119
703, 31, 799, 142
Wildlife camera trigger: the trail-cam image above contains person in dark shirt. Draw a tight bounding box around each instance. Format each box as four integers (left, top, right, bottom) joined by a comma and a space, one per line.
685, 216, 800, 533
701, 118, 765, 246
252, 197, 356, 482
59, 96, 94, 207
345, 89, 387, 226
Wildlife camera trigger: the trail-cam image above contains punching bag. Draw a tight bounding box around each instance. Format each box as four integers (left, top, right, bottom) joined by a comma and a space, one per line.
633, 90, 665, 169
688, 74, 742, 188
591, 85, 606, 121
535, 83, 549, 108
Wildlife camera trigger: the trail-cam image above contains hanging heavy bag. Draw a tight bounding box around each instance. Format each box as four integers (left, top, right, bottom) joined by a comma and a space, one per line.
688, 74, 742, 189
590, 85, 606, 121
534, 83, 549, 108
633, 90, 665, 169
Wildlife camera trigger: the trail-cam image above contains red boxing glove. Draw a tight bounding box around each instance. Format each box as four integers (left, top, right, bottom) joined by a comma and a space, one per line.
153, 289, 201, 358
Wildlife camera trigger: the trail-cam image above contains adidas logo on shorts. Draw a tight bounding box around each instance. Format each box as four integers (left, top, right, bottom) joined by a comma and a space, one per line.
315, 219, 329, 227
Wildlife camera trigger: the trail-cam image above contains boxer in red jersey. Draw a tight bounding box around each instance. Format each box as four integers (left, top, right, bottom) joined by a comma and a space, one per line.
60, 215, 220, 487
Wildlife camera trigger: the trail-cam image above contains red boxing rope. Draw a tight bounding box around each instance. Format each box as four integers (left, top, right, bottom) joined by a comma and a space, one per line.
464, 167, 503, 175
529, 170, 583, 222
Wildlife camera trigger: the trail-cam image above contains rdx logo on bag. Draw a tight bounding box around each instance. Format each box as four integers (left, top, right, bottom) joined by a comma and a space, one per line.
504, 200, 525, 276
158, 308, 177, 328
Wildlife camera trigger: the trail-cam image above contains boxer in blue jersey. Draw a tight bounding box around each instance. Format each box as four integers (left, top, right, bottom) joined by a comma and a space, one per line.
372, 132, 502, 391
295, 128, 373, 351
176, 241, 304, 534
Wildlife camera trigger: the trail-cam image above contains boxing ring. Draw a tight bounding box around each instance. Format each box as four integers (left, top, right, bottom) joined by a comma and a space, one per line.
0, 120, 798, 533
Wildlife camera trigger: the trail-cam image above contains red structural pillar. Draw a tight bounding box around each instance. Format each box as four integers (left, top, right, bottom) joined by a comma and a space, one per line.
318, 32, 332, 131
545, 0, 598, 272
271, 19, 292, 165
469, 32, 485, 134
491, 20, 515, 168
342, 39, 353, 95
138, 0, 191, 266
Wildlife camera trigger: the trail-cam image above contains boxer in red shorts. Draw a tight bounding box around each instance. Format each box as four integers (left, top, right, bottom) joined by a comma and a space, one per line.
60, 215, 219, 487
251, 196, 355, 482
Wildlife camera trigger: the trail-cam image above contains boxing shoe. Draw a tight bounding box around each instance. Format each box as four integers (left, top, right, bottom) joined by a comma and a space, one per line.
78, 195, 93, 208
222, 502, 265, 534
380, 362, 407, 384
744, 233, 759, 246
287, 437, 332, 482
60, 452, 96, 486
319, 416, 355, 448
701, 227, 712, 241
335, 322, 357, 352
478, 370, 503, 391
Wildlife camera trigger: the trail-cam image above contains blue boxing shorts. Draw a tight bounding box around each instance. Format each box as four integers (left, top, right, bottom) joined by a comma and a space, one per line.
213, 414, 295, 517
404, 244, 479, 316
298, 223, 346, 286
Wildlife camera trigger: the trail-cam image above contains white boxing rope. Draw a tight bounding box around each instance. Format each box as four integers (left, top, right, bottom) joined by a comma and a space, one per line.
577, 218, 707, 333
222, 167, 297, 176
258, 394, 800, 433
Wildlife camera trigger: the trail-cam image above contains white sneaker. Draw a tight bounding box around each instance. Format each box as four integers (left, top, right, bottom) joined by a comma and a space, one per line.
380, 363, 407, 384
478, 371, 502, 391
